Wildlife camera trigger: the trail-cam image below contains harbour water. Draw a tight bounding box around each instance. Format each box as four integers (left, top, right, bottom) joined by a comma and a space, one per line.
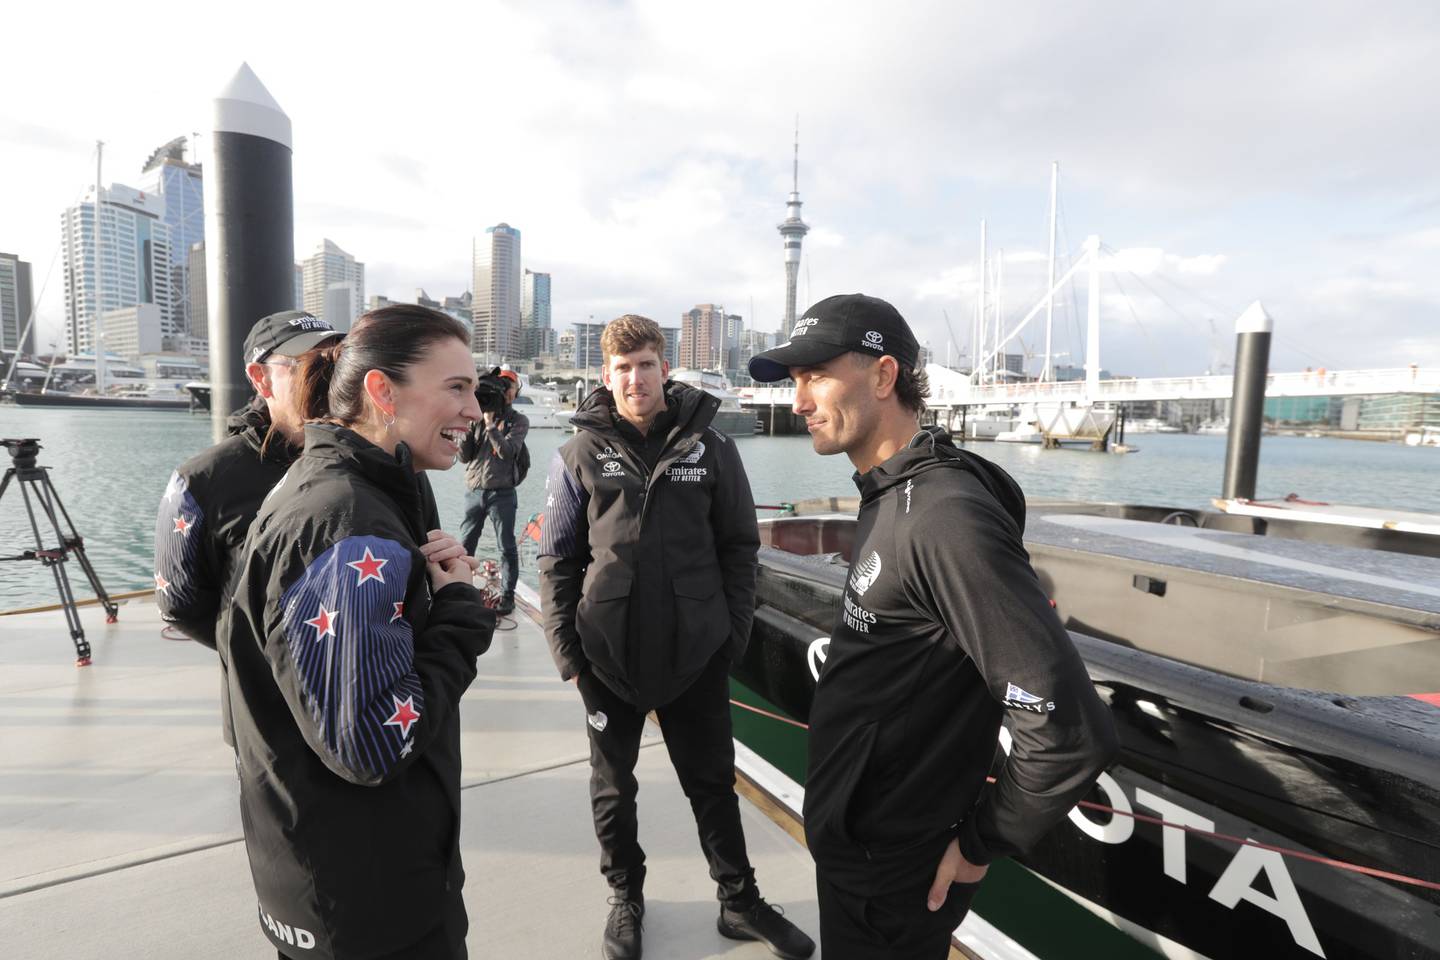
3, 404, 1439, 609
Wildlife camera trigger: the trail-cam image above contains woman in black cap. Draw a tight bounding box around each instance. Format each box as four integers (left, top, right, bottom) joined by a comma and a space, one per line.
223, 304, 494, 960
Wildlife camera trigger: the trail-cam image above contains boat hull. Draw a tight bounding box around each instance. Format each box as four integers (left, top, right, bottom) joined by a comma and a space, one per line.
735, 524, 1440, 960
6, 390, 193, 411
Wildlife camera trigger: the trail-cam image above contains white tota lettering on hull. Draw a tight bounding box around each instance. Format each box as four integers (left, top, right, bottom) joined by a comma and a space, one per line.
994, 727, 1324, 957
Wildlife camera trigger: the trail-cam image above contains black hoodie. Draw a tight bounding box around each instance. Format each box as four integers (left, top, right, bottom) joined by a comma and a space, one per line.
223, 424, 494, 959
537, 381, 760, 709
802, 426, 1118, 895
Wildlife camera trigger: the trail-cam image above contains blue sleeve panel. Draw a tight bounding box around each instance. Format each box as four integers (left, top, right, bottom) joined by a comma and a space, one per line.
154, 470, 214, 630
279, 535, 425, 782
538, 451, 590, 560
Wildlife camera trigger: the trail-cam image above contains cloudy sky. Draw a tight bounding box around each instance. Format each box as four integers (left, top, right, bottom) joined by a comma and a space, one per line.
3, 0, 1437, 377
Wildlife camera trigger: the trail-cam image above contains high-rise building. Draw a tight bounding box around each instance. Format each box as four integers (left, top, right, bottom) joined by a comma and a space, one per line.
521, 269, 552, 359
0, 252, 35, 355
722, 312, 745, 371
557, 329, 576, 367
102, 303, 163, 360
302, 239, 364, 330
680, 303, 725, 370
657, 325, 681, 368
61, 184, 175, 356
325, 283, 357, 333
139, 137, 203, 343
777, 123, 810, 338
186, 242, 207, 341
572, 321, 606, 371
293, 264, 304, 311
473, 223, 521, 358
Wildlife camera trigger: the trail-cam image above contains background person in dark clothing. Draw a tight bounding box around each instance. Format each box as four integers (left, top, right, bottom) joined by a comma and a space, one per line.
224, 305, 494, 960
154, 310, 341, 743
748, 294, 1118, 960
538, 315, 814, 960
458, 368, 528, 615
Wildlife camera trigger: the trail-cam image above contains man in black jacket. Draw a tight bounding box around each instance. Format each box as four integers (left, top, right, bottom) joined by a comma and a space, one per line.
457, 368, 529, 615
154, 310, 341, 742
539, 315, 814, 960
748, 294, 1118, 959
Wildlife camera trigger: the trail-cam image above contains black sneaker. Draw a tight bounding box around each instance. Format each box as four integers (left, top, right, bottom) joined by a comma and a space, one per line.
496, 593, 515, 616
603, 895, 644, 960
717, 898, 814, 959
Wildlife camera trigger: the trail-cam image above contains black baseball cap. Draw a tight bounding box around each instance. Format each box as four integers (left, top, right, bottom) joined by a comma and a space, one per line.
748, 293, 921, 383
243, 311, 342, 365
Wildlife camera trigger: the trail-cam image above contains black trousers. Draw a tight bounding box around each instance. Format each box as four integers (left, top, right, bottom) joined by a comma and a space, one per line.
816, 870, 979, 960
576, 653, 757, 907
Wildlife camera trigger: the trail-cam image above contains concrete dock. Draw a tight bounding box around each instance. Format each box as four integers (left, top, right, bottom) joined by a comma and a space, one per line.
0, 587, 825, 959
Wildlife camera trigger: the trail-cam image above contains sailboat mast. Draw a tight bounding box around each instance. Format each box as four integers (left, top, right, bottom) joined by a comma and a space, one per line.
1044, 161, 1058, 384
94, 141, 107, 394
975, 219, 987, 385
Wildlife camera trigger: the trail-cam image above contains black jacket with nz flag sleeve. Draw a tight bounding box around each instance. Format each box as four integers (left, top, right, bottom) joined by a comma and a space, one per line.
222, 423, 494, 959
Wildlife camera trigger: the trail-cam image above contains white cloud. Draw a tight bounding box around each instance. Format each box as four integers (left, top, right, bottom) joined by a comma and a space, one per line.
1, 0, 1437, 375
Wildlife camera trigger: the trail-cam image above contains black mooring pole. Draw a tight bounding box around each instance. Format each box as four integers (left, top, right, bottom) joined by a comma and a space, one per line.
1221, 301, 1273, 500
206, 63, 295, 442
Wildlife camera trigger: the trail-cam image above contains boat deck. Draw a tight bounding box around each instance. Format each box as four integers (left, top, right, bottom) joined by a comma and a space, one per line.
1026, 510, 1440, 617
0, 588, 828, 959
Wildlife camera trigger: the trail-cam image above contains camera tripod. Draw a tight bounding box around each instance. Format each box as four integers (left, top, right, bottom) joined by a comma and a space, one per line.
0, 438, 117, 666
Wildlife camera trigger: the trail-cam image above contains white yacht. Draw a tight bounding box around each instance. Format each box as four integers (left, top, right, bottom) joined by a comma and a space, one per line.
666, 369, 758, 436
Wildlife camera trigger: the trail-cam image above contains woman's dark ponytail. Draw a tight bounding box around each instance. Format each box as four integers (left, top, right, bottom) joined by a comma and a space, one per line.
298, 305, 470, 425
296, 340, 346, 423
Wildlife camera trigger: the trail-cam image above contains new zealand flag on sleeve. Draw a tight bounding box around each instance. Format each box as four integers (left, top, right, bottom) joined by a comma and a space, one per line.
153, 470, 207, 614
279, 535, 424, 781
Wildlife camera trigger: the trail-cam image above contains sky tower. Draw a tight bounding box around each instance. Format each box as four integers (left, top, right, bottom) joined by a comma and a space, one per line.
777, 120, 810, 336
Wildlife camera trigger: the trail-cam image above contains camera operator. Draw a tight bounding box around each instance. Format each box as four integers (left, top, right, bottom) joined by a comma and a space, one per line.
458, 368, 529, 615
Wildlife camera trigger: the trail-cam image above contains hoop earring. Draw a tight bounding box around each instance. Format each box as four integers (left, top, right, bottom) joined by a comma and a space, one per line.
383, 412, 396, 432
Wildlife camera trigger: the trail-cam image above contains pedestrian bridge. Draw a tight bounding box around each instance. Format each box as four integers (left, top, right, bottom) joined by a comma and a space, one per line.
741, 366, 1440, 409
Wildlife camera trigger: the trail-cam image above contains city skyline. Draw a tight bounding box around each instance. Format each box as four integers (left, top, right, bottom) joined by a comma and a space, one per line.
3, 2, 1439, 378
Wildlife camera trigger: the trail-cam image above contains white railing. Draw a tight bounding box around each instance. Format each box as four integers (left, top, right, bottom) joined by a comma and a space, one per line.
740, 367, 1440, 408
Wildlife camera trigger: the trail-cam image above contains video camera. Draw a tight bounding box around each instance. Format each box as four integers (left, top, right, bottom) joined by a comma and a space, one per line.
2, 438, 41, 469
474, 367, 512, 417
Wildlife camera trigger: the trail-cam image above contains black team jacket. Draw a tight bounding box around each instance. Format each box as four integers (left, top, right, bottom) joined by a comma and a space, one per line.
154, 399, 290, 650
223, 424, 494, 959
537, 381, 760, 709
803, 426, 1118, 895
155, 401, 444, 747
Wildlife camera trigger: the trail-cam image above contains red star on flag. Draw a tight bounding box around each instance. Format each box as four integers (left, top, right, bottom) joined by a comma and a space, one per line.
391, 601, 405, 623
346, 547, 388, 586
304, 606, 337, 640
384, 695, 421, 738
154, 572, 170, 593
172, 515, 193, 536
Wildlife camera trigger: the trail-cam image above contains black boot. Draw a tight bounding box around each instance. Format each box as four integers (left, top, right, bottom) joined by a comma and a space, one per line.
718, 898, 814, 959
603, 893, 644, 960
496, 593, 515, 616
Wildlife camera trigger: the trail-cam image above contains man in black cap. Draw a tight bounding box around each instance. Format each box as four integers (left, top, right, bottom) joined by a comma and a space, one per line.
153, 310, 342, 742
748, 294, 1117, 959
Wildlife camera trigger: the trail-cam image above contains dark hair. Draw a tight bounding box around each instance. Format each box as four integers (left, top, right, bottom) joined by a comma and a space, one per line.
849, 351, 930, 416
296, 305, 470, 425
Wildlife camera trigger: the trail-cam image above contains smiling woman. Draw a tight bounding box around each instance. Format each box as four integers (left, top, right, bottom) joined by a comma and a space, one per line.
222, 303, 494, 959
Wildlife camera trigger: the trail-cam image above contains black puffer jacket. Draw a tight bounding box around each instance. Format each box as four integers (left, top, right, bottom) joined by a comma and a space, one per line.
537, 382, 759, 709
223, 424, 494, 959
154, 400, 292, 649
803, 426, 1118, 895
